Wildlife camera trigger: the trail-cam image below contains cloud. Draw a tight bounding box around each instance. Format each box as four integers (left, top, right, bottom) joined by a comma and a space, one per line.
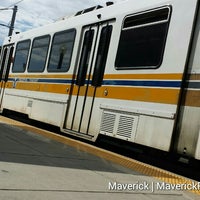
0, 0, 124, 45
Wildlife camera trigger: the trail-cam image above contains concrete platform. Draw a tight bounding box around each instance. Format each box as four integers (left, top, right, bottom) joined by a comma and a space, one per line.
0, 116, 199, 200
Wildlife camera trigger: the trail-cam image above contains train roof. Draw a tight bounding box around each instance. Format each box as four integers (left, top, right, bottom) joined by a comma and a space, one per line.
3, 0, 191, 45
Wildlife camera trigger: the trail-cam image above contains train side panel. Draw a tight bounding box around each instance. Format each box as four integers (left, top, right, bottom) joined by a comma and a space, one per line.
175, 5, 200, 159
96, 0, 198, 151
1, 24, 81, 126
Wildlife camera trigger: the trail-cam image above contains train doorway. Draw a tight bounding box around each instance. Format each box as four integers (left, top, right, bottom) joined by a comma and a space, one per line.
64, 20, 113, 138
0, 44, 14, 111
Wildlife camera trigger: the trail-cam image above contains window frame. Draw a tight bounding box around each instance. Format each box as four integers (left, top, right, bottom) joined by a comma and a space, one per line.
12, 39, 31, 73
47, 28, 76, 73
115, 6, 172, 70
28, 34, 50, 73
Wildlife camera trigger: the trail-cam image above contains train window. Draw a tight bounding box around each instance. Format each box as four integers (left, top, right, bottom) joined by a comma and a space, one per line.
12, 40, 31, 72
5, 47, 14, 82
76, 29, 94, 86
0, 48, 8, 80
92, 25, 112, 87
48, 29, 76, 72
115, 7, 171, 69
28, 35, 50, 72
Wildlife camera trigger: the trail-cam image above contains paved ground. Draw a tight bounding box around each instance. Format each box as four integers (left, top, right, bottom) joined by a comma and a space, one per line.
0, 120, 199, 200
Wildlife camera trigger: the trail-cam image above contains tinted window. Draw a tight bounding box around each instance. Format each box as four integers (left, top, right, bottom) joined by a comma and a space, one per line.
48, 29, 76, 72
115, 7, 171, 69
76, 29, 94, 86
92, 25, 112, 87
0, 48, 8, 80
5, 46, 14, 82
28, 35, 50, 72
12, 40, 30, 72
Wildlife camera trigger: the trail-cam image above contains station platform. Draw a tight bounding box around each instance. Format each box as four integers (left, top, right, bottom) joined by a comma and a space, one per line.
0, 115, 199, 200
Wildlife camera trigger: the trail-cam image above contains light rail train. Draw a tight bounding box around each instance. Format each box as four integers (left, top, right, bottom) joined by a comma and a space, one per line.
0, 0, 200, 160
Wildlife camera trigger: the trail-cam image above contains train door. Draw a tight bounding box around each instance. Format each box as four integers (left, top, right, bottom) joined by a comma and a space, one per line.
0, 44, 14, 110
64, 20, 113, 139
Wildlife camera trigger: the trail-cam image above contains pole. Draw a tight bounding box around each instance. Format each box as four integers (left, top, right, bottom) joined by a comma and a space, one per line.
8, 5, 17, 36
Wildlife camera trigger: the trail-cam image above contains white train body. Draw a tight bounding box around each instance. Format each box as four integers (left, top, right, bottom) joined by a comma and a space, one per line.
0, 0, 200, 159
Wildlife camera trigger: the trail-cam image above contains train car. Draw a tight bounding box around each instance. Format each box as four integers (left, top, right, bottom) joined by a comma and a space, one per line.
0, 0, 199, 160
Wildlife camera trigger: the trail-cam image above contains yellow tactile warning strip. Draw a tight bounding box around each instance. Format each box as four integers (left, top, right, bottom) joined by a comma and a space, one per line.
0, 115, 199, 195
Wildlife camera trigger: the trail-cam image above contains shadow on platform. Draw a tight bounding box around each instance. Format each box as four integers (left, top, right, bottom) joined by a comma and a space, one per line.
0, 123, 140, 175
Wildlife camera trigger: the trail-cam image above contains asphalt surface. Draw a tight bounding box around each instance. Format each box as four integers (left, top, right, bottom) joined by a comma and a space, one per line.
0, 119, 199, 200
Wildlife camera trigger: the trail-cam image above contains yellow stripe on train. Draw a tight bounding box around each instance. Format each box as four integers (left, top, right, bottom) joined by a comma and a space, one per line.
6, 81, 180, 105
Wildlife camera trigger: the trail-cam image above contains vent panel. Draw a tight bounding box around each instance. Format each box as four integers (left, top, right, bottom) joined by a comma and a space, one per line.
100, 112, 116, 134
100, 109, 139, 141
27, 100, 33, 107
117, 115, 135, 139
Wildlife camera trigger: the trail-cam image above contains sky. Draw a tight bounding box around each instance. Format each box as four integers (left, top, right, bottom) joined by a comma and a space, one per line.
0, 0, 124, 45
